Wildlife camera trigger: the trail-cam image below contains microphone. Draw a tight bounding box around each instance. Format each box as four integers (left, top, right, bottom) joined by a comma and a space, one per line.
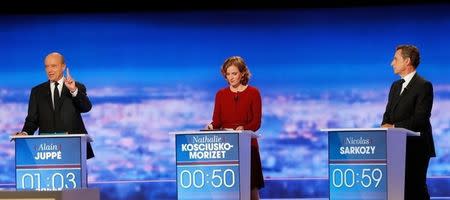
234, 92, 239, 101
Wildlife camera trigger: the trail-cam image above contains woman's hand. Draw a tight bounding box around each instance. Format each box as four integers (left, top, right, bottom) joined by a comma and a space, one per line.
205, 123, 214, 130
381, 123, 394, 128
235, 126, 244, 130
12, 131, 27, 136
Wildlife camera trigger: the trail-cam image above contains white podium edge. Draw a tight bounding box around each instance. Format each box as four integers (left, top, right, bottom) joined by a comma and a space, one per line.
320, 127, 420, 136
10, 134, 93, 142
170, 130, 260, 138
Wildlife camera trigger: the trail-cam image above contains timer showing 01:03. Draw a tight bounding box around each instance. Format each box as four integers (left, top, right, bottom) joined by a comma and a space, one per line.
18, 170, 80, 191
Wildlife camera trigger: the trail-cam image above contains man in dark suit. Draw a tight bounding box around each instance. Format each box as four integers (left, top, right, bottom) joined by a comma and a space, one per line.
15, 52, 94, 159
381, 45, 435, 200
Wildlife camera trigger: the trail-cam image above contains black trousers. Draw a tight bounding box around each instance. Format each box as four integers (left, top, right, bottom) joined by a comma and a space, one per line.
251, 143, 265, 190
404, 146, 431, 200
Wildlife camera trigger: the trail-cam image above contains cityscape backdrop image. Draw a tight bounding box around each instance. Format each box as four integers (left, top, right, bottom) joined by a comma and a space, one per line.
1, 4, 450, 199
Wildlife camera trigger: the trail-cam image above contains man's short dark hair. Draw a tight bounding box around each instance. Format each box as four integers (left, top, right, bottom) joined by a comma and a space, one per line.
396, 45, 420, 68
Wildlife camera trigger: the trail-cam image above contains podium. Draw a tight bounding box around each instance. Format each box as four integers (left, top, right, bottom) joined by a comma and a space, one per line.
321, 128, 420, 200
171, 130, 258, 200
10, 134, 92, 191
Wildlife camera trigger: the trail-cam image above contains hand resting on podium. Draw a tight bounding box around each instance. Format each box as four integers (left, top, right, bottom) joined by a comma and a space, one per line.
12, 131, 28, 136
381, 123, 394, 128
203, 123, 244, 131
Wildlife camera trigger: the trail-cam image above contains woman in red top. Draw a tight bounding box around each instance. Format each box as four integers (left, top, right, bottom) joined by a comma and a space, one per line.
207, 56, 264, 200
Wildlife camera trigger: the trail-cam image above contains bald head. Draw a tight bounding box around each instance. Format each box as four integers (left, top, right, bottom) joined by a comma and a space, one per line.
45, 52, 65, 64
44, 52, 66, 82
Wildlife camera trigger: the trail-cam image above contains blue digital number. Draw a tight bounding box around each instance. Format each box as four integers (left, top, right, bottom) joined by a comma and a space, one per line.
179, 168, 236, 189
331, 168, 383, 188
177, 165, 240, 200
17, 170, 80, 191
329, 165, 387, 200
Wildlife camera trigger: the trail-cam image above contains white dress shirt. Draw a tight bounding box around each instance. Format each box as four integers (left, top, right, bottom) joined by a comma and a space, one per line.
400, 71, 416, 95
50, 78, 64, 108
50, 77, 79, 108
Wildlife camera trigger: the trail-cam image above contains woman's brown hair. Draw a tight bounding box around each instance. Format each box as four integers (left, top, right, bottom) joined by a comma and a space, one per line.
221, 56, 252, 85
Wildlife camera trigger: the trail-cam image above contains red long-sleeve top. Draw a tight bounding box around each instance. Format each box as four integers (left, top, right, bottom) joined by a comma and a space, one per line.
211, 86, 262, 147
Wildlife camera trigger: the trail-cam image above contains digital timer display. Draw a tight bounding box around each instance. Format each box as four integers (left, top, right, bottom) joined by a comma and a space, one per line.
16, 170, 81, 191
178, 166, 239, 195
329, 165, 387, 198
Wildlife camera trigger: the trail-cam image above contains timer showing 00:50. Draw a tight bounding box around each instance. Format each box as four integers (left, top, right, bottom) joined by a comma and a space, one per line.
179, 168, 236, 189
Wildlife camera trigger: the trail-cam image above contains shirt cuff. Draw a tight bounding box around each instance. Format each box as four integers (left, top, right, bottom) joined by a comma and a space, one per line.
70, 88, 78, 97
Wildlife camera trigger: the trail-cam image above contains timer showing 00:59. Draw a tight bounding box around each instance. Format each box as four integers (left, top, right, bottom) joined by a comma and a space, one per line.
331, 167, 383, 188
19, 171, 78, 191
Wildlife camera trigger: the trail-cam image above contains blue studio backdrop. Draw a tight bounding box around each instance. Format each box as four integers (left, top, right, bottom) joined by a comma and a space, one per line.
1, 3, 450, 199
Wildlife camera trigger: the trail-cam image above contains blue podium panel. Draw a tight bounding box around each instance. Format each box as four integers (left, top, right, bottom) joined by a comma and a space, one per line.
15, 137, 82, 191
176, 133, 241, 200
328, 131, 387, 200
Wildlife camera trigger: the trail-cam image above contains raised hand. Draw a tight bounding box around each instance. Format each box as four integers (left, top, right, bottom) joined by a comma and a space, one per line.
64, 67, 77, 92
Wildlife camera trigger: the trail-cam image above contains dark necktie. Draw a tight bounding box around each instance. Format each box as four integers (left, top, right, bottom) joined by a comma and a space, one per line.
399, 79, 406, 95
53, 82, 60, 109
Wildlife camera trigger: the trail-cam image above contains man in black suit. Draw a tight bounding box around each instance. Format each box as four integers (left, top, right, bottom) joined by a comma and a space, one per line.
15, 52, 94, 159
381, 45, 435, 200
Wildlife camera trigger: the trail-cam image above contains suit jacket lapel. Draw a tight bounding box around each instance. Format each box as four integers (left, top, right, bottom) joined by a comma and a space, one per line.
44, 81, 54, 111
391, 73, 419, 112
